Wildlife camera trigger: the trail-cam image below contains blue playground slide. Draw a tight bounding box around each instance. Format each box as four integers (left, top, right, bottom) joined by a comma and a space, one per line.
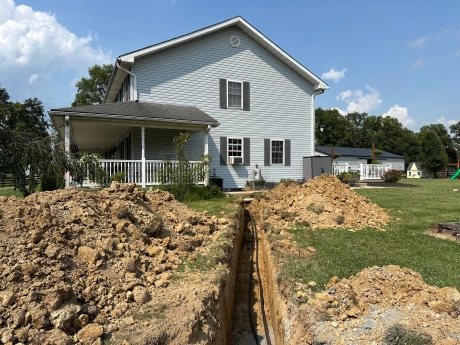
451, 168, 460, 180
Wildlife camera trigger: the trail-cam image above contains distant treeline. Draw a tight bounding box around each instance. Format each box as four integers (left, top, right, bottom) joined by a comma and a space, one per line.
315, 108, 460, 175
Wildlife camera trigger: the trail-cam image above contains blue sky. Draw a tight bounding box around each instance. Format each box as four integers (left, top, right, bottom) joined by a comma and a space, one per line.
1, 0, 459, 131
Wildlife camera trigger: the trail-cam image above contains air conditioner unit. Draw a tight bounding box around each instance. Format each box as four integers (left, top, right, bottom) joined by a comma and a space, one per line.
228, 157, 243, 165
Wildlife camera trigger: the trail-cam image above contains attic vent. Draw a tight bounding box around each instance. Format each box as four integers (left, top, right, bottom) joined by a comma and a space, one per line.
230, 36, 240, 48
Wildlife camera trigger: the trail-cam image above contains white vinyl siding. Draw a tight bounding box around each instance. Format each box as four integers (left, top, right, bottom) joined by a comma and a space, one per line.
133, 26, 315, 189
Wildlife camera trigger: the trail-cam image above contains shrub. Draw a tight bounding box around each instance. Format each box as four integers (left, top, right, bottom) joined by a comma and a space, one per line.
338, 171, 360, 179
110, 171, 125, 183
384, 324, 432, 345
381, 169, 403, 183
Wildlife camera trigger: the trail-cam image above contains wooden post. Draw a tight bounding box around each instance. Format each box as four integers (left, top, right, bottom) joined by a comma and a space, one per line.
371, 142, 375, 162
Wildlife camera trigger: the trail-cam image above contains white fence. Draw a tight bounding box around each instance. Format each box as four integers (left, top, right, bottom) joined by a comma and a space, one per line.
71, 159, 206, 187
332, 163, 349, 176
359, 163, 392, 180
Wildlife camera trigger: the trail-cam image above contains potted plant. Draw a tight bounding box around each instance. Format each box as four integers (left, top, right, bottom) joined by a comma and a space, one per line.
338, 171, 360, 185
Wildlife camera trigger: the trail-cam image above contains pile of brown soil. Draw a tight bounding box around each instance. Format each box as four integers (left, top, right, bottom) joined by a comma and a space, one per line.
257, 175, 390, 229
289, 265, 460, 344
0, 183, 236, 345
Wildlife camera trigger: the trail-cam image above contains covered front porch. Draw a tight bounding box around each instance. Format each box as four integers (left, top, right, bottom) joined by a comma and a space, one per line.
49, 101, 219, 188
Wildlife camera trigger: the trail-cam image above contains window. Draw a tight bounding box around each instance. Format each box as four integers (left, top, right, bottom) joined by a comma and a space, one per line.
228, 81, 242, 108
228, 138, 242, 161
264, 139, 290, 166
220, 137, 250, 166
219, 79, 250, 111
271, 140, 284, 164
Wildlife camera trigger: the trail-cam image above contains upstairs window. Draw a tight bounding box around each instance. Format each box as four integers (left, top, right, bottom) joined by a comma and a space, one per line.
219, 79, 250, 111
228, 81, 242, 108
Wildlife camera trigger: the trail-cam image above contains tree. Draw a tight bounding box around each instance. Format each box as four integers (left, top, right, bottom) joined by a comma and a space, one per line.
418, 130, 448, 177
0, 87, 70, 196
71, 64, 114, 106
420, 124, 457, 163
315, 108, 355, 147
449, 122, 460, 159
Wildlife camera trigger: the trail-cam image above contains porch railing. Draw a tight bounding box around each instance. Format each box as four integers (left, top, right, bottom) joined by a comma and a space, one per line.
71, 159, 206, 187
359, 163, 392, 180
332, 163, 349, 176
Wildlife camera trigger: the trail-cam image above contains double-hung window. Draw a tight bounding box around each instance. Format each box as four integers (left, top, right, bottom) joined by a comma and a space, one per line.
219, 79, 250, 111
271, 140, 284, 164
264, 138, 290, 166
228, 138, 242, 158
227, 81, 242, 108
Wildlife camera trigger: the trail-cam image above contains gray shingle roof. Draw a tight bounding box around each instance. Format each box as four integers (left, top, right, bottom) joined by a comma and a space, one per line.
315, 146, 404, 159
49, 101, 219, 126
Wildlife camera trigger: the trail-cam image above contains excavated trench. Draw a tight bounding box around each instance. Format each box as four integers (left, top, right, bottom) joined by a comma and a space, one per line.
229, 204, 284, 345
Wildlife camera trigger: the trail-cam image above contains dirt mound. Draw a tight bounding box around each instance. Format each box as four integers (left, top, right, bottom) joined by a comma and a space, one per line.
257, 175, 390, 229
289, 265, 460, 344
0, 183, 233, 344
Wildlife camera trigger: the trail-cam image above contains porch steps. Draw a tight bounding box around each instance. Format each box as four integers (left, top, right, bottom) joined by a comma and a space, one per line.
435, 222, 460, 242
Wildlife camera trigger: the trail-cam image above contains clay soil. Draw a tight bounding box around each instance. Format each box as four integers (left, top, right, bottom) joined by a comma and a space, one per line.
0, 183, 240, 345
250, 175, 460, 345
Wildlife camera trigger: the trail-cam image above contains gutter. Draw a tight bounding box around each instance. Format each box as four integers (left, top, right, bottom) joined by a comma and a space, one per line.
312, 89, 325, 154
47, 111, 219, 127
116, 62, 138, 101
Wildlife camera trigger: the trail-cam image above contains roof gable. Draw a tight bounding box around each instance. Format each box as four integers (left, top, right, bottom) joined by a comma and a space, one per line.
104, 16, 328, 103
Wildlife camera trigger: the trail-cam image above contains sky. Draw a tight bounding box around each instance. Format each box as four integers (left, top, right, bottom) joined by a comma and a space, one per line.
0, 0, 459, 132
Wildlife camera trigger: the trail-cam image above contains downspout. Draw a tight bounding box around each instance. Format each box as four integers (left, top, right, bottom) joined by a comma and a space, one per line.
117, 62, 138, 101
312, 90, 325, 154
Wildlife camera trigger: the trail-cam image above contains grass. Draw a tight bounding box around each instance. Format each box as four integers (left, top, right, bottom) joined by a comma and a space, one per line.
281, 178, 460, 292
184, 195, 238, 218
0, 187, 24, 198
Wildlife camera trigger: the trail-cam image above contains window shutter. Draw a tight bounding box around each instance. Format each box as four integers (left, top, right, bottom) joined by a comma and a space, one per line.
219, 79, 227, 109
285, 139, 291, 166
243, 138, 250, 166
220, 137, 227, 165
243, 81, 250, 111
264, 139, 270, 166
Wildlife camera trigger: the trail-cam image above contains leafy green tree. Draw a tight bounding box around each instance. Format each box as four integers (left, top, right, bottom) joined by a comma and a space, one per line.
0, 87, 70, 196
420, 124, 457, 163
450, 122, 460, 158
417, 130, 448, 177
315, 108, 355, 147
72, 64, 114, 106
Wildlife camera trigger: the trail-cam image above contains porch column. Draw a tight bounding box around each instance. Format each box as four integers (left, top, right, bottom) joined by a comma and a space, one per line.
141, 126, 146, 188
65, 115, 70, 188
204, 126, 210, 186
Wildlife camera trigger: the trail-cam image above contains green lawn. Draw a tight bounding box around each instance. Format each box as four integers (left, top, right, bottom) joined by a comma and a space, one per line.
282, 178, 460, 291
0, 187, 23, 198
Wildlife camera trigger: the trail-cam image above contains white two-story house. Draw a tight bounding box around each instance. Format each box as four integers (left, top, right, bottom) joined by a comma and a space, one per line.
49, 16, 329, 190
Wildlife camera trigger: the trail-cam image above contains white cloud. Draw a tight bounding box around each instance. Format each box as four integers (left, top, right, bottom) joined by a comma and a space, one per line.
408, 36, 428, 48
28, 73, 38, 84
411, 57, 426, 69
335, 85, 382, 114
0, 0, 111, 99
321, 68, 347, 83
332, 107, 347, 116
408, 29, 452, 48
383, 105, 414, 127
437, 116, 458, 127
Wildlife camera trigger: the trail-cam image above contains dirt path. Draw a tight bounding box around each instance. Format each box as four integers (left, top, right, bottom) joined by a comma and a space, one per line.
230, 210, 275, 345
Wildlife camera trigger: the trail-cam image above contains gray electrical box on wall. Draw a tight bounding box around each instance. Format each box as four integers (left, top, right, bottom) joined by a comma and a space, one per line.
303, 156, 332, 181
